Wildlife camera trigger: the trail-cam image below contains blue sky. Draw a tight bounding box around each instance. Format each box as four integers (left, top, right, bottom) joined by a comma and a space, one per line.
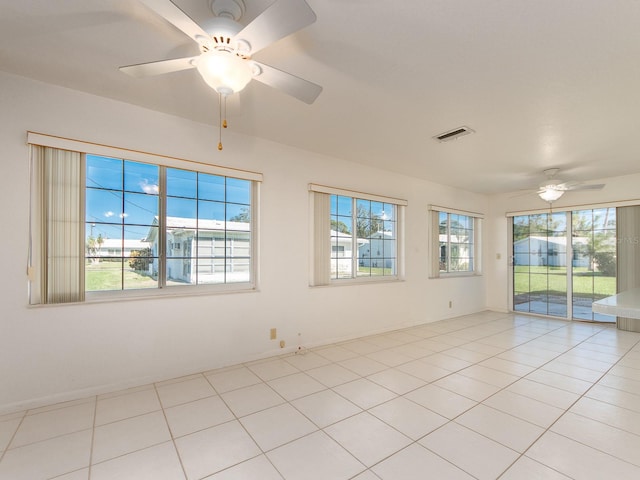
85, 154, 250, 244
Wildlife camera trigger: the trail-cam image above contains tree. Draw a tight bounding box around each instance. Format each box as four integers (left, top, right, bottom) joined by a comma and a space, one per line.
441, 218, 470, 243
86, 234, 104, 264
573, 209, 616, 273
356, 204, 383, 238
129, 248, 153, 271
513, 213, 564, 242
593, 251, 616, 276
229, 207, 250, 223
331, 219, 351, 234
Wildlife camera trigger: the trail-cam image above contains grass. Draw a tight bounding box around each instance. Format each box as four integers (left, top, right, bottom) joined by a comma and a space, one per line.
86, 261, 157, 291
87, 262, 612, 296
514, 265, 616, 298
358, 266, 395, 276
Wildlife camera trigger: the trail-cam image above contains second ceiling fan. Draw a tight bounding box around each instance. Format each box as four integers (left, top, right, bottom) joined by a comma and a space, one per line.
537, 168, 605, 203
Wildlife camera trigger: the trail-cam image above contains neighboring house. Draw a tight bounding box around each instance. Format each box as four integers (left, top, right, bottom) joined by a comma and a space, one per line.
358, 230, 395, 269
331, 230, 368, 276
513, 236, 590, 267
438, 233, 473, 270
94, 238, 151, 258
146, 216, 250, 284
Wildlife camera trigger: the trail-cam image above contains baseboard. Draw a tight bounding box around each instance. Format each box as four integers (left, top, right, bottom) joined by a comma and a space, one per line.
0, 308, 505, 415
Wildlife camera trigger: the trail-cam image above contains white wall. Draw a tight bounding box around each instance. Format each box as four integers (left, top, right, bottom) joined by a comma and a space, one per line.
0, 71, 488, 413
485, 172, 640, 313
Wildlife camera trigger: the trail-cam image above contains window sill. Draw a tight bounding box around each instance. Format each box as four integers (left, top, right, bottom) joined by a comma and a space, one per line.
429, 272, 482, 279
312, 277, 404, 288
29, 283, 258, 307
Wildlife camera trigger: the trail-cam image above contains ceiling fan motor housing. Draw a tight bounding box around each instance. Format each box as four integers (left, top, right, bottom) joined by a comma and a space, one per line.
539, 168, 565, 190
201, 0, 247, 51
540, 178, 562, 190
210, 0, 245, 20
197, 17, 244, 53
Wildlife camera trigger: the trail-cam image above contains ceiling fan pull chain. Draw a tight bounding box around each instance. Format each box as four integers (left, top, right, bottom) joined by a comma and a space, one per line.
223, 95, 228, 129
218, 92, 223, 151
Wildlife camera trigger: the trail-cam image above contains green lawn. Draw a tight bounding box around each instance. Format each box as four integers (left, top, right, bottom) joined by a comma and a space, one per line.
86, 261, 157, 291
514, 265, 616, 298
357, 266, 395, 276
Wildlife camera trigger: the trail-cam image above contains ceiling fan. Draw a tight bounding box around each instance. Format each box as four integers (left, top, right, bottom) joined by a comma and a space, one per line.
537, 168, 605, 203
120, 0, 322, 111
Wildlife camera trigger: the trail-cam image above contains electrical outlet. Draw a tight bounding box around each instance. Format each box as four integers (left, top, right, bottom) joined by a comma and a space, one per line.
270, 328, 277, 340
279, 340, 285, 348
449, 300, 452, 308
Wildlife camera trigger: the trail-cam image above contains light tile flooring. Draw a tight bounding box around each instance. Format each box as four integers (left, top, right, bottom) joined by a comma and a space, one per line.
2, 311, 640, 479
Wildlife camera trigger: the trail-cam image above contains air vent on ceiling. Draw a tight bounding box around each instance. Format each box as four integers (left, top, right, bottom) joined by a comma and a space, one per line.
433, 126, 475, 142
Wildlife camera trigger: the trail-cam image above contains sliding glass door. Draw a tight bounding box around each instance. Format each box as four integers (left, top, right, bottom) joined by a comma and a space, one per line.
513, 212, 567, 317
571, 208, 617, 321
512, 208, 616, 322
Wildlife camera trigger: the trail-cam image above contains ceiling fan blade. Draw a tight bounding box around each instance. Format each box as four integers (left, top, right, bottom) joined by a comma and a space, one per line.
568, 183, 606, 191
508, 189, 537, 199
252, 61, 322, 104
555, 180, 578, 190
235, 0, 316, 55
139, 0, 209, 44
119, 56, 198, 77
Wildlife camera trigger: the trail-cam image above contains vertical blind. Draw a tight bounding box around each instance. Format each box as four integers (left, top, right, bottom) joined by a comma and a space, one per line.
616, 205, 640, 330
310, 192, 331, 286
32, 145, 85, 304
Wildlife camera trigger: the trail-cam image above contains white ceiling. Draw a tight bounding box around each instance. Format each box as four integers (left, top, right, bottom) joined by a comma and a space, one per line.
2, 0, 640, 194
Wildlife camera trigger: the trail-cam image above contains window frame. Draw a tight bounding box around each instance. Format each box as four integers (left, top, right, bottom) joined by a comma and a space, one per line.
309, 184, 406, 286
28, 132, 262, 304
429, 205, 483, 278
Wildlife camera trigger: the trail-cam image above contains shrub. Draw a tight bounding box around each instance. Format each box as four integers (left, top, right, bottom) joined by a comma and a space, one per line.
593, 251, 616, 276
129, 248, 153, 271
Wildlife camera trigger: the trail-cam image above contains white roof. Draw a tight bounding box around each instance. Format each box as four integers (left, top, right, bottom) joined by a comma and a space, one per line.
331, 230, 369, 245
513, 236, 589, 247
100, 238, 150, 249
166, 216, 250, 231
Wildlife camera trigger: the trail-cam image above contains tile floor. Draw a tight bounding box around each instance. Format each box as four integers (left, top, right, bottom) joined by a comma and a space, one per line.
2, 311, 640, 479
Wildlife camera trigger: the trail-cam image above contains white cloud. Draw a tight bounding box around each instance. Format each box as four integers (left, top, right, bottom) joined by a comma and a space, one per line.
140, 179, 159, 194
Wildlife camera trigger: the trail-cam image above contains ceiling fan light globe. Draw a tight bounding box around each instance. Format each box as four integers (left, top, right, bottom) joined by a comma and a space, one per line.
196, 50, 253, 94
539, 188, 564, 202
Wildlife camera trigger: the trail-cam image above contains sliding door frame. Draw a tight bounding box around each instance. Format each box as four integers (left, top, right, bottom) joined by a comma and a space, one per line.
507, 201, 634, 322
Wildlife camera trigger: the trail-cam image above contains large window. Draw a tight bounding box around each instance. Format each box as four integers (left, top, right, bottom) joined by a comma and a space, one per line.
438, 212, 475, 273
429, 206, 482, 277
29, 135, 261, 304
331, 195, 398, 279
310, 184, 405, 285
